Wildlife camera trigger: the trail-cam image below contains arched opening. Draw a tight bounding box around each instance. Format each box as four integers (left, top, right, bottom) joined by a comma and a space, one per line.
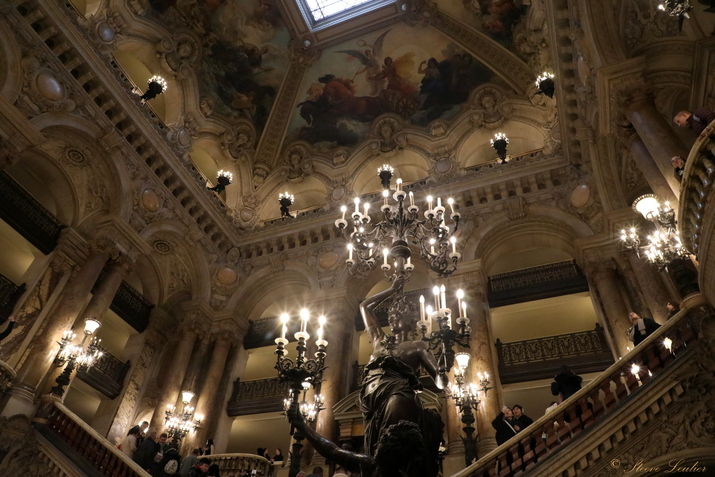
260, 176, 328, 220
352, 150, 430, 196
460, 120, 546, 169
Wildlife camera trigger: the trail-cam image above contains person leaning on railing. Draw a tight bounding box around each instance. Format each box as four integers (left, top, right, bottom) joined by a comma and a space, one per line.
627, 312, 661, 346
673, 108, 715, 136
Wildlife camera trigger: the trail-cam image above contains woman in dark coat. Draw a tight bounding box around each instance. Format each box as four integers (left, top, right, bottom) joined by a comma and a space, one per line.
551, 366, 583, 402
491, 406, 517, 445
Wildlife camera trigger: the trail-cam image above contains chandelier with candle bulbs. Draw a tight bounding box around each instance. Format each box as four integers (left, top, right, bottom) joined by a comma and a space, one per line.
164, 390, 203, 440
50, 318, 104, 398
657, 0, 693, 22
417, 286, 471, 372
620, 194, 689, 269
335, 165, 461, 280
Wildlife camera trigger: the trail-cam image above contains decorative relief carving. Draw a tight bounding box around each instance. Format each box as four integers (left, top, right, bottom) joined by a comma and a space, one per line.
0, 415, 54, 477
283, 144, 313, 181
470, 86, 510, 129
615, 0, 681, 55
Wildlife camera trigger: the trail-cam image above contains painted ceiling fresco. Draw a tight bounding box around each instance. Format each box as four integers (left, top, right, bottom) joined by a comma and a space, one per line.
440, 0, 527, 48
148, 0, 291, 137
285, 23, 497, 150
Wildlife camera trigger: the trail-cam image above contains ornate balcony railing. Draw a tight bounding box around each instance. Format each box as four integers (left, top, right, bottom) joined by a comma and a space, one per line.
0, 171, 64, 254
109, 280, 153, 333
77, 347, 131, 399
678, 121, 715, 257
226, 377, 290, 417
203, 453, 271, 477
455, 307, 700, 477
39, 401, 150, 477
487, 260, 589, 307
0, 272, 25, 320
495, 325, 613, 383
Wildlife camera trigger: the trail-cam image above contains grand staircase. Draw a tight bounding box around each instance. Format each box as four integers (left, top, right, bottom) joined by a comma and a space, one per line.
1, 306, 714, 477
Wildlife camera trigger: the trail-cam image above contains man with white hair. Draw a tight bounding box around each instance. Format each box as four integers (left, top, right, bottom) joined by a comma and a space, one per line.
673, 108, 715, 136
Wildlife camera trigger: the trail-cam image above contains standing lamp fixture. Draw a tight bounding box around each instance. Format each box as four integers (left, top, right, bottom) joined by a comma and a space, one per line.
207, 170, 233, 193
279, 192, 295, 218
164, 390, 203, 440
619, 194, 689, 269
446, 352, 493, 467
418, 287, 471, 372
51, 319, 104, 398
275, 311, 328, 477
490, 133, 509, 164
377, 164, 395, 190
535, 72, 555, 98
140, 75, 168, 102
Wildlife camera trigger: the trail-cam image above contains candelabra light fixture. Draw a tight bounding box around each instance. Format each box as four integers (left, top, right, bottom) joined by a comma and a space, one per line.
418, 287, 471, 372
140, 75, 168, 102
377, 164, 395, 190
619, 194, 689, 269
335, 171, 461, 280
279, 192, 295, 218
164, 390, 203, 440
446, 352, 493, 467
275, 310, 328, 477
51, 319, 104, 398
207, 170, 233, 193
657, 0, 693, 28
535, 72, 555, 98
491, 133, 509, 163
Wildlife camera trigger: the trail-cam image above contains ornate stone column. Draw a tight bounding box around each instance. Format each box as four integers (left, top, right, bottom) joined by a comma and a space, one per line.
176, 335, 211, 409
9, 241, 110, 409
622, 252, 675, 323
587, 260, 632, 356
622, 89, 688, 197
618, 128, 677, 204
148, 313, 205, 432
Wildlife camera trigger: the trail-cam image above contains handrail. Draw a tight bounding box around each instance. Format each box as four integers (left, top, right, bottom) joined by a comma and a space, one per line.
43, 400, 150, 477
453, 307, 696, 477
678, 121, 715, 256
203, 452, 272, 477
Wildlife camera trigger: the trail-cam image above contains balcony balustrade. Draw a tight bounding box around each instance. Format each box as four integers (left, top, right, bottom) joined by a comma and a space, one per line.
226, 377, 291, 417
487, 261, 589, 307
202, 453, 271, 477
0, 272, 25, 320
77, 346, 131, 399
495, 325, 613, 384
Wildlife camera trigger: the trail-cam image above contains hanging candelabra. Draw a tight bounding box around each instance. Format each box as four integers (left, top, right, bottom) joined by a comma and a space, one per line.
490, 133, 509, 164
619, 194, 689, 270
377, 164, 395, 190
657, 0, 693, 28
335, 175, 461, 280
535, 72, 555, 98
417, 287, 471, 373
51, 319, 104, 398
275, 311, 328, 477
207, 170, 233, 193
164, 390, 203, 440
279, 192, 295, 218
140, 75, 168, 102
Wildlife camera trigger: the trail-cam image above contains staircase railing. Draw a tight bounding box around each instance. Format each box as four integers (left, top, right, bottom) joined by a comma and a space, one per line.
203, 453, 272, 477
453, 308, 698, 477
40, 400, 150, 477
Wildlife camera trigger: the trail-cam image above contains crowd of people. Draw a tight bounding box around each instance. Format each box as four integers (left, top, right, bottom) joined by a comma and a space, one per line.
671, 107, 715, 181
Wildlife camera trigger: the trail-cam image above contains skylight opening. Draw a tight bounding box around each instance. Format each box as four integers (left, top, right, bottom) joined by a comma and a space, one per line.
305, 0, 376, 21
297, 0, 395, 32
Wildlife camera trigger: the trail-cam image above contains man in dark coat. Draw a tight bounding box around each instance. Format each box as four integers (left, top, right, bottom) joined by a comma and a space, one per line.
491, 406, 517, 445
551, 366, 583, 402
674, 108, 715, 135
511, 405, 533, 432
134, 431, 160, 472
627, 312, 661, 346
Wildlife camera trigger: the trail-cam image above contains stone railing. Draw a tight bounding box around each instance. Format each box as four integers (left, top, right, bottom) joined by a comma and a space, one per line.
226, 377, 290, 417
495, 325, 613, 383
678, 120, 715, 256
77, 347, 131, 399
203, 453, 272, 477
0, 171, 63, 254
453, 308, 699, 477
40, 401, 150, 477
0, 359, 16, 395
0, 272, 25, 320
487, 261, 589, 307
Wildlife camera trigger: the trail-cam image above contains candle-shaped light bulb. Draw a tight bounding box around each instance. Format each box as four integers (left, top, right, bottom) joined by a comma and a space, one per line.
425, 305, 433, 333
354, 197, 360, 214
437, 197, 442, 208
341, 205, 347, 220
300, 308, 309, 333
456, 289, 464, 318
406, 256, 411, 266
347, 243, 353, 261
368, 243, 374, 257
448, 198, 455, 213
427, 195, 433, 210
419, 295, 425, 322
409, 191, 415, 206
280, 313, 289, 340
430, 238, 436, 255
396, 178, 403, 191
317, 315, 326, 342
382, 189, 389, 205
433, 286, 440, 310
440, 284, 446, 309
364, 202, 370, 217
450, 236, 457, 253
462, 301, 468, 319
383, 248, 389, 265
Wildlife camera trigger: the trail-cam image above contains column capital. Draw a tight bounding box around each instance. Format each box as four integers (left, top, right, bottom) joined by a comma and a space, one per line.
585, 257, 619, 281
597, 57, 648, 135
178, 305, 212, 338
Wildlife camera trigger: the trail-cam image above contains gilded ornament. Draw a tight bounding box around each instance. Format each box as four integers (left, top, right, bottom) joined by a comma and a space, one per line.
35, 72, 64, 101
141, 188, 161, 212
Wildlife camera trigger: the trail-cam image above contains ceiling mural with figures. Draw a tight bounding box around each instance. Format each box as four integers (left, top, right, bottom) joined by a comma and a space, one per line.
148, 0, 291, 138
284, 23, 497, 150
439, 0, 527, 48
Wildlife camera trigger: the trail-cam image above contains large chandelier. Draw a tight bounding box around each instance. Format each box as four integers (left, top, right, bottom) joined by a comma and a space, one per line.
620, 194, 689, 269
51, 318, 104, 398
657, 0, 693, 17
418, 287, 471, 372
335, 167, 461, 279
164, 391, 203, 440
